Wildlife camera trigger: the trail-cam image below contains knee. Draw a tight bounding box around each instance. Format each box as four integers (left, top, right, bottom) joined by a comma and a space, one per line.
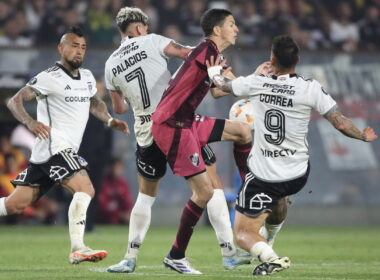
234, 228, 246, 248
78, 183, 95, 198
6, 199, 29, 215
194, 184, 214, 205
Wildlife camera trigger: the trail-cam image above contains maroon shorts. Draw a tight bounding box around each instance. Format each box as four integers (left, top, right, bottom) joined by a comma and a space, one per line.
152, 115, 222, 178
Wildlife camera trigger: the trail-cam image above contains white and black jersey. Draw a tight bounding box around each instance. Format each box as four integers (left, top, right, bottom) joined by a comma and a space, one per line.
232, 73, 337, 182
105, 34, 172, 147
27, 63, 97, 163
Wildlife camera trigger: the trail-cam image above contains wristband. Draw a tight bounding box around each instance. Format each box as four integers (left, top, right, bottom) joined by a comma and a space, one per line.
207, 66, 222, 80
107, 117, 114, 127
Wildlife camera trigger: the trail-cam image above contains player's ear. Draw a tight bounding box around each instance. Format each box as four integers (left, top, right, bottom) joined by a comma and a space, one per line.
213, 25, 221, 36
297, 56, 301, 64
57, 43, 63, 56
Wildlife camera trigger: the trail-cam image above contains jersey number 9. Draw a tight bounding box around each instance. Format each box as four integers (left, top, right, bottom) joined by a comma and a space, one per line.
264, 109, 285, 145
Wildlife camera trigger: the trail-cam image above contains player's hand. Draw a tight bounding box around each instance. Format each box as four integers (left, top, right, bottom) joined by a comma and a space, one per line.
363, 126, 378, 142
110, 118, 130, 136
206, 54, 227, 68
26, 119, 51, 140
222, 67, 236, 79
254, 61, 273, 76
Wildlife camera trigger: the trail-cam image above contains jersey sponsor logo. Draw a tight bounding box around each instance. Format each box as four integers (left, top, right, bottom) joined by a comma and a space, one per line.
64, 85, 71, 90
111, 50, 148, 77
139, 114, 152, 125
249, 192, 272, 210
49, 166, 69, 181
263, 83, 295, 95
64, 96, 90, 102
260, 148, 297, 157
259, 94, 293, 108
45, 66, 60, 73
189, 153, 200, 167
14, 168, 28, 182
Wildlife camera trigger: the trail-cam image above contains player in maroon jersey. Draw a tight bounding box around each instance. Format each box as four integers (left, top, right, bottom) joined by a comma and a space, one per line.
151, 9, 252, 274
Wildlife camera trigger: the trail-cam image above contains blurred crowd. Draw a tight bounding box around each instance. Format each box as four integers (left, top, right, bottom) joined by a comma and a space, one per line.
0, 0, 379, 51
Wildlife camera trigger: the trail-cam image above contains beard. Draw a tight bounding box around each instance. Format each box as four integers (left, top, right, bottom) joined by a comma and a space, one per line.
67, 58, 82, 69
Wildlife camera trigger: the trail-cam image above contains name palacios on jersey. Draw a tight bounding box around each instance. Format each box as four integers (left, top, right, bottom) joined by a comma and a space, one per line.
111, 42, 148, 77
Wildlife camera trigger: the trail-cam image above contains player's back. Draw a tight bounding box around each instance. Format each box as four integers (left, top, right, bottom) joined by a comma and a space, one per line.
105, 34, 172, 117
232, 73, 336, 181
152, 39, 219, 127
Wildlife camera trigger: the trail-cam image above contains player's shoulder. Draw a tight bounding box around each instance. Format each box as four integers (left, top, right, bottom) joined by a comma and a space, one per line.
79, 67, 94, 79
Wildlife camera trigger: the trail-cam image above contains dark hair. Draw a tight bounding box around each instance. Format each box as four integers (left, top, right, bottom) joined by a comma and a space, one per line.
200, 9, 232, 37
116, 7, 148, 33
271, 35, 299, 69
67, 26, 84, 37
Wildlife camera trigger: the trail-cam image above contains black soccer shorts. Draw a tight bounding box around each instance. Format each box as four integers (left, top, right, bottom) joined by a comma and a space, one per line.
11, 148, 89, 198
136, 142, 217, 181
235, 163, 310, 217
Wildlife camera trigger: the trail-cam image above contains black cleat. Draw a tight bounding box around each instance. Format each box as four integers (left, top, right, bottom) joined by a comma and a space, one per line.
253, 257, 290, 276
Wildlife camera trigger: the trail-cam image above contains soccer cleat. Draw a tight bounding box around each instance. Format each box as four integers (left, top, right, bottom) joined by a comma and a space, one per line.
69, 247, 107, 264
222, 248, 252, 270
107, 258, 136, 273
163, 254, 202, 274
253, 257, 290, 276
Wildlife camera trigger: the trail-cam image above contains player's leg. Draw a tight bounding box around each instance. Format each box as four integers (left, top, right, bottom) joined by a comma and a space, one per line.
203, 145, 251, 270
0, 185, 40, 216
164, 171, 213, 275
221, 120, 252, 181
108, 142, 166, 273
260, 197, 287, 247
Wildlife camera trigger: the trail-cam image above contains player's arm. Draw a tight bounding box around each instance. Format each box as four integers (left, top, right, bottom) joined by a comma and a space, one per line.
163, 41, 192, 59
7, 86, 50, 139
325, 107, 377, 142
90, 93, 130, 135
109, 90, 129, 114
207, 55, 235, 98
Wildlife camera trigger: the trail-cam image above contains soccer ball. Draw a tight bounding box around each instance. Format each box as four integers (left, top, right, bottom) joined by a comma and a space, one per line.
229, 99, 255, 130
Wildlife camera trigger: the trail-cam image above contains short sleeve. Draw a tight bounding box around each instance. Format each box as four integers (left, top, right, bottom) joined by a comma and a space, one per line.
150, 33, 172, 58
26, 71, 51, 96
104, 60, 117, 91
231, 74, 264, 97
310, 81, 337, 116
89, 72, 98, 97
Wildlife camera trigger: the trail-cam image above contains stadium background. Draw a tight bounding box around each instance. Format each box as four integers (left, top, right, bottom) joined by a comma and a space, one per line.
0, 0, 379, 227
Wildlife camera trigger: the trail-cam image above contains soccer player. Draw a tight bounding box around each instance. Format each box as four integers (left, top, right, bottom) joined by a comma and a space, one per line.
151, 9, 253, 274
207, 35, 378, 275
105, 7, 251, 274
1, 26, 129, 264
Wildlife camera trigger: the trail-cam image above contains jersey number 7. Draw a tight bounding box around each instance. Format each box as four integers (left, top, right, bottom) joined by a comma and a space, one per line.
125, 67, 150, 109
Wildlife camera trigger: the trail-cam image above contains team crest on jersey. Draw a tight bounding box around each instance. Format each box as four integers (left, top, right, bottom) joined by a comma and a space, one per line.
78, 157, 88, 167
189, 153, 200, 167
87, 82, 93, 94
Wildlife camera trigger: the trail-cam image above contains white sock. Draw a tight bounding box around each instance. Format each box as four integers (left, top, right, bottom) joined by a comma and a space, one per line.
68, 192, 91, 252
250, 241, 278, 262
0, 197, 7, 216
265, 222, 284, 246
207, 189, 236, 257
125, 192, 156, 259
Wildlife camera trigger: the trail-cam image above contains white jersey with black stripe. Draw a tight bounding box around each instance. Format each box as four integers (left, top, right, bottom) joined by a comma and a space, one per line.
232, 73, 337, 182
105, 34, 172, 147
27, 63, 97, 163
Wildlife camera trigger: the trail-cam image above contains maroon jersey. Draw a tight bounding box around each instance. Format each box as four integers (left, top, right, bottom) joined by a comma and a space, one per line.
152, 39, 220, 128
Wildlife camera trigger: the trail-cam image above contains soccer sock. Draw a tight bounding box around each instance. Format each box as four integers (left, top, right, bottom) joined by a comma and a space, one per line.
233, 142, 252, 181
0, 197, 7, 216
207, 189, 236, 257
170, 199, 204, 259
250, 241, 278, 262
68, 192, 91, 252
265, 221, 284, 246
125, 192, 156, 259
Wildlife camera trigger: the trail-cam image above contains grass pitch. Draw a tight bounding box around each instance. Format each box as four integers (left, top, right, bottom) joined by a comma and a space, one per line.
0, 225, 379, 280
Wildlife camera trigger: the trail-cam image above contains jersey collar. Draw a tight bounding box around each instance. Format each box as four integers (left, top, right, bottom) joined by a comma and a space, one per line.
55, 62, 81, 80
271, 73, 297, 80
205, 39, 220, 54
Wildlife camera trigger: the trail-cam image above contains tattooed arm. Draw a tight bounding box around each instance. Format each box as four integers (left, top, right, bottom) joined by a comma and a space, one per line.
163, 41, 192, 59
325, 108, 377, 142
90, 94, 130, 135
210, 76, 234, 98
7, 86, 50, 139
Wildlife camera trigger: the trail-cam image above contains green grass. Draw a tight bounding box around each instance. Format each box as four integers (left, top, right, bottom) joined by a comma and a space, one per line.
0, 225, 379, 279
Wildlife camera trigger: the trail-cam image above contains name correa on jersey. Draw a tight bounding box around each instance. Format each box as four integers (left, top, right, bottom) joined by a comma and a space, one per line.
232, 73, 336, 182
